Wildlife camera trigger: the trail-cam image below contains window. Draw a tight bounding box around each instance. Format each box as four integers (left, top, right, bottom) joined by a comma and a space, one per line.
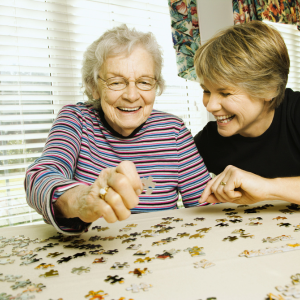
0, 0, 206, 227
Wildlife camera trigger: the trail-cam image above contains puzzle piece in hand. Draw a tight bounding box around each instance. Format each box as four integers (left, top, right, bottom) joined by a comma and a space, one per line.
111, 262, 129, 270
11, 279, 31, 289
71, 266, 90, 275
39, 269, 59, 277
104, 275, 124, 284
141, 176, 155, 195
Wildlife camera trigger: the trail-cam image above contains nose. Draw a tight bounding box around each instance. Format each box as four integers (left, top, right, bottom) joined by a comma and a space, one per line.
204, 93, 222, 113
123, 82, 140, 102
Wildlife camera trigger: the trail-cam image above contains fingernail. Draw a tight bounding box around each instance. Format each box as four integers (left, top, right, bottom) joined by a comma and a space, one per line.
135, 189, 142, 196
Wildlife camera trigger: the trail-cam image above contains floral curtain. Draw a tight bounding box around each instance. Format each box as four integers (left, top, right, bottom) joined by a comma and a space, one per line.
169, 0, 300, 81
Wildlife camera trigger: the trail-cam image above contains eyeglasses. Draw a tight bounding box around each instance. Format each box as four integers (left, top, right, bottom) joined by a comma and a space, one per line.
97, 76, 157, 91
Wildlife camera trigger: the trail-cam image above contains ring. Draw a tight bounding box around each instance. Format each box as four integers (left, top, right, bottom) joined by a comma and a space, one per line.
220, 181, 226, 186
99, 187, 109, 200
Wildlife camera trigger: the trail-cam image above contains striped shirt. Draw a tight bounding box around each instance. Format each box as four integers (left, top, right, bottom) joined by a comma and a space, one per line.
25, 103, 211, 234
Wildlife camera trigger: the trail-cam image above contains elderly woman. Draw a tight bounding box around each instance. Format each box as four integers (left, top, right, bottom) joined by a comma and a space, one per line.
25, 25, 210, 234
194, 21, 300, 206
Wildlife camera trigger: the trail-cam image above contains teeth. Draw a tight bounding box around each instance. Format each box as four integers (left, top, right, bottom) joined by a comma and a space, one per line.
215, 114, 234, 121
215, 114, 235, 124
119, 107, 140, 112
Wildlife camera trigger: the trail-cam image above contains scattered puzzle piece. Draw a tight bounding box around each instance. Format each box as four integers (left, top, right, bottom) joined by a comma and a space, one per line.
39, 269, 59, 277
194, 259, 215, 269
111, 262, 129, 270
104, 275, 124, 284
93, 257, 107, 264
129, 268, 151, 278
72, 266, 90, 275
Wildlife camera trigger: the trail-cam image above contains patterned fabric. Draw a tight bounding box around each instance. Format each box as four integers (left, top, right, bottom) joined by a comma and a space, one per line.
169, 0, 300, 81
25, 103, 211, 234
233, 0, 300, 28
168, 0, 200, 81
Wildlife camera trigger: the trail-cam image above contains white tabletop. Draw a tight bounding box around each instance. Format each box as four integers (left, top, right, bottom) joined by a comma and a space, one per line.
1, 200, 300, 300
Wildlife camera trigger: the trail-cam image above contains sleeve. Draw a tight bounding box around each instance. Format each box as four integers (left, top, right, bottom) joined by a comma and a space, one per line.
24, 105, 91, 235
176, 123, 211, 208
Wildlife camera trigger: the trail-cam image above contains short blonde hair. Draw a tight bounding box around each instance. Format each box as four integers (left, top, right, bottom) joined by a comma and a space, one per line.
194, 21, 290, 109
82, 24, 165, 109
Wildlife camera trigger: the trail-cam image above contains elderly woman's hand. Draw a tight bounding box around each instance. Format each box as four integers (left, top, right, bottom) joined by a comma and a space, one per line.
199, 165, 272, 205
55, 161, 143, 223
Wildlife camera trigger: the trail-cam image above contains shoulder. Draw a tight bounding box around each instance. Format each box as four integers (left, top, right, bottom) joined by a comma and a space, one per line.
194, 121, 218, 144
57, 103, 99, 120
149, 110, 184, 124
146, 110, 186, 130
283, 88, 300, 109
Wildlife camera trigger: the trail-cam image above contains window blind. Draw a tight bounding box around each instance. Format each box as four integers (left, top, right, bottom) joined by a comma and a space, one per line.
0, 0, 206, 227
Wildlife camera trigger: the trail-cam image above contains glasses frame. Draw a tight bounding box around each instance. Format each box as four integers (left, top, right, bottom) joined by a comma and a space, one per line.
97, 75, 157, 91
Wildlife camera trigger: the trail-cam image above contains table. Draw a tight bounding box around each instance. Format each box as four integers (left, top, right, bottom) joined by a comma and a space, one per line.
1, 200, 300, 300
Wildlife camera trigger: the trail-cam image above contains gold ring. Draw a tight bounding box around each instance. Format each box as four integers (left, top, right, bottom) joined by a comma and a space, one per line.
99, 187, 109, 200
220, 181, 226, 186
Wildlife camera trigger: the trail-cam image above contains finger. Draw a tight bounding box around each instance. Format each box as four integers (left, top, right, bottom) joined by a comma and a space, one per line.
107, 172, 139, 209
205, 194, 221, 203
96, 198, 119, 223
199, 178, 216, 203
116, 161, 143, 195
222, 177, 243, 200
103, 187, 132, 221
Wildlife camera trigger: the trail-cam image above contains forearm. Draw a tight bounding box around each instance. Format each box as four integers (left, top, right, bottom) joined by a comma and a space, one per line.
266, 177, 300, 204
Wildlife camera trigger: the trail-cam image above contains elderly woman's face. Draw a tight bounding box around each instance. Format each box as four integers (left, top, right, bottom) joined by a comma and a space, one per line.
201, 79, 275, 138
92, 46, 156, 137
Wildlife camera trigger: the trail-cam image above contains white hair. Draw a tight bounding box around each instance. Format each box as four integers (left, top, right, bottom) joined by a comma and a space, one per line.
81, 24, 165, 108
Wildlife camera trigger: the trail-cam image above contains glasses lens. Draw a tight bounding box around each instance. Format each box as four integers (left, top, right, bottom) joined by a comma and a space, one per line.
106, 77, 127, 90
136, 77, 156, 90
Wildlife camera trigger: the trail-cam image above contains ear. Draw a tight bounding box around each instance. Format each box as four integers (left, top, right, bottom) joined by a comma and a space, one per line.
263, 88, 278, 102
